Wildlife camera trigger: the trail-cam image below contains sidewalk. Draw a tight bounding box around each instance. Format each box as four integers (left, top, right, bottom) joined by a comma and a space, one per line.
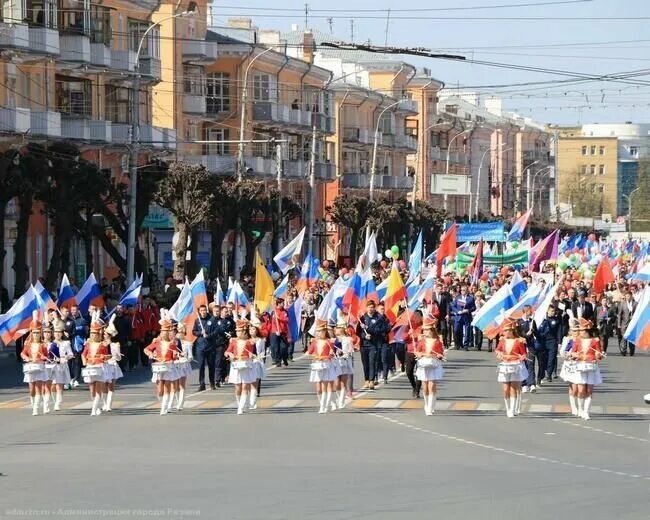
0, 346, 25, 391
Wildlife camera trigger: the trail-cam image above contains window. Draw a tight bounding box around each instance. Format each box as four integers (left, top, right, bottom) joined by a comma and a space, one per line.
206, 73, 229, 114
581, 145, 587, 156
205, 128, 229, 155
252, 139, 273, 158
25, 0, 58, 28
185, 120, 198, 141
105, 86, 131, 123
599, 164, 606, 176
599, 146, 605, 155
590, 145, 596, 155
444, 104, 458, 114
590, 164, 596, 175
581, 165, 588, 175
183, 65, 204, 96
629, 146, 639, 157
89, 5, 111, 45
379, 113, 393, 135
59, 0, 89, 35
128, 19, 159, 57
253, 73, 270, 101
56, 75, 91, 116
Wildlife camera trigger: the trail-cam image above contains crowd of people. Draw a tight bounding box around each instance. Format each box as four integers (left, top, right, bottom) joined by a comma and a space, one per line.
15, 245, 647, 418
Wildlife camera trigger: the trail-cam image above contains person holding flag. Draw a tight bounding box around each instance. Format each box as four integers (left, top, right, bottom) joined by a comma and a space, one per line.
333, 313, 355, 409
21, 312, 49, 416
269, 297, 290, 367
358, 300, 390, 391
450, 285, 476, 351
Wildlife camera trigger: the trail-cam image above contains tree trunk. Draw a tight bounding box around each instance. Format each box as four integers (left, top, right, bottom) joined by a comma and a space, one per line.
13, 195, 31, 298
244, 232, 255, 275
0, 200, 7, 288
172, 221, 188, 281
187, 229, 199, 279
209, 220, 226, 279
83, 210, 94, 276
349, 227, 360, 264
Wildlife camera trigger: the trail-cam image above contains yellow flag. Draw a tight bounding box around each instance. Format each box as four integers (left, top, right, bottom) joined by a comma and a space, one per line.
254, 249, 275, 314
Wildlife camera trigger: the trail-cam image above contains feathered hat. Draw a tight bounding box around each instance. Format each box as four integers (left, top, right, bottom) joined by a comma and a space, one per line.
235, 318, 249, 332
89, 310, 105, 334
158, 308, 173, 331
315, 319, 328, 332
502, 317, 518, 332
578, 318, 593, 331
30, 311, 42, 333
105, 314, 118, 337
53, 318, 65, 333
335, 309, 348, 329
422, 314, 438, 331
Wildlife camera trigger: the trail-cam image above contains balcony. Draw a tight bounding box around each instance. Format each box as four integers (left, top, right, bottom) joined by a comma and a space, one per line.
380, 133, 395, 148
343, 127, 360, 142
342, 173, 413, 190
182, 40, 218, 63
111, 123, 132, 145
183, 94, 207, 115
90, 43, 111, 67
61, 117, 90, 140
183, 155, 235, 175
430, 146, 442, 160
28, 27, 60, 55
251, 102, 330, 132
311, 113, 335, 134
397, 134, 418, 151
59, 34, 91, 63
314, 162, 335, 181
162, 128, 176, 150
140, 124, 163, 148
0, 23, 30, 50
399, 99, 418, 114
112, 49, 136, 72
283, 160, 308, 179
0, 107, 31, 133
89, 120, 111, 142
30, 111, 61, 138
139, 55, 161, 82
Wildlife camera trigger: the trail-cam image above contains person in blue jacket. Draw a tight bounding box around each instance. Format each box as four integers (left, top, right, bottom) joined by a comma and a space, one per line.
450, 285, 476, 351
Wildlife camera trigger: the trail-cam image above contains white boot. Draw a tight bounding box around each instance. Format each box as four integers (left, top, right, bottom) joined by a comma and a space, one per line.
423, 394, 431, 416
328, 390, 336, 411
176, 388, 185, 411
160, 394, 169, 415
430, 393, 437, 414
324, 390, 333, 413
42, 392, 51, 414
318, 393, 326, 414
514, 392, 522, 416
338, 389, 346, 409
32, 395, 40, 416
54, 389, 62, 411
91, 394, 102, 416
30, 395, 34, 406
167, 392, 176, 413
577, 397, 584, 418
237, 391, 248, 415
101, 393, 108, 411
582, 396, 591, 420
105, 391, 113, 412
505, 398, 513, 418
569, 394, 578, 416
509, 396, 517, 418
249, 388, 258, 410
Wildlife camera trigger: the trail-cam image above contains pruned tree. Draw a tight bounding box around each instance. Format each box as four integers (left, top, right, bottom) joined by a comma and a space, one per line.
564, 169, 604, 218
0, 150, 22, 290
155, 162, 214, 280
631, 159, 650, 232
327, 194, 377, 262
269, 188, 302, 257
409, 200, 446, 251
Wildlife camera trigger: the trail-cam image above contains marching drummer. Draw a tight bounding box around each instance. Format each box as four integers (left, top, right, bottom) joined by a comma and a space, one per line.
495, 318, 528, 418
21, 312, 49, 416
333, 314, 354, 409
248, 313, 266, 410
144, 310, 180, 416
307, 321, 337, 414
81, 312, 110, 416
569, 318, 604, 420
50, 318, 74, 411
102, 315, 124, 412
175, 323, 194, 411
225, 318, 257, 415
559, 319, 581, 416
414, 315, 445, 416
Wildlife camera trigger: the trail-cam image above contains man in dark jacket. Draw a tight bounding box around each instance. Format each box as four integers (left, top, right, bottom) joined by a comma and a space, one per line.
192, 304, 220, 390
571, 290, 594, 322
358, 300, 390, 390
112, 304, 132, 372
517, 305, 538, 392
67, 306, 86, 388
431, 282, 452, 348
535, 304, 562, 384
213, 305, 235, 386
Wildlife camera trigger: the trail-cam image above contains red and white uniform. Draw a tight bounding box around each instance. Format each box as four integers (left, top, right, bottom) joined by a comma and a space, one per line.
145, 340, 180, 382
226, 339, 256, 385
414, 337, 445, 381
496, 338, 528, 383
308, 339, 338, 382
405, 325, 422, 354
82, 341, 109, 383
21, 342, 49, 383
570, 338, 603, 385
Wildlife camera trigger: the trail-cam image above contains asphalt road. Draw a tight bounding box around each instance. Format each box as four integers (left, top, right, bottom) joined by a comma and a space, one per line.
0, 346, 648, 520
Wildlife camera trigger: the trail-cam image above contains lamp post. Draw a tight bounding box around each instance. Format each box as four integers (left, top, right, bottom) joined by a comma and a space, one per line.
524, 160, 541, 214
444, 128, 472, 213
474, 144, 511, 222
623, 187, 640, 238
126, 9, 195, 284
370, 99, 405, 201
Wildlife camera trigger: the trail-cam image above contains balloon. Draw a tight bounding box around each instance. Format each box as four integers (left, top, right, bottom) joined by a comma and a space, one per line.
271, 272, 280, 281
392, 252, 399, 260
398, 260, 407, 270
510, 241, 519, 249
391, 245, 399, 255
385, 249, 393, 259
481, 272, 489, 281
557, 260, 568, 271
379, 260, 387, 268
583, 270, 593, 279
321, 260, 329, 269
489, 273, 496, 280
376, 253, 383, 262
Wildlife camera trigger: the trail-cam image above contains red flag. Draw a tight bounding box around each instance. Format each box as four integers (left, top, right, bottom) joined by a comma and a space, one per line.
436, 223, 457, 275
593, 256, 615, 294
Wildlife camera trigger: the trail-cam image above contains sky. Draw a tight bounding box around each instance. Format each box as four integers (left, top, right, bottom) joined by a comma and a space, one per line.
209, 0, 650, 126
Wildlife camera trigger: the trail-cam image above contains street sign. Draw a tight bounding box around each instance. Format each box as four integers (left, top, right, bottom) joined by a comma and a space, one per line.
430, 174, 470, 195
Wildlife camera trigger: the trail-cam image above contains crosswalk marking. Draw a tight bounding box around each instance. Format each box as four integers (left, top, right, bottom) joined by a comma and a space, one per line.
273, 399, 302, 408
529, 404, 553, 413
374, 399, 404, 409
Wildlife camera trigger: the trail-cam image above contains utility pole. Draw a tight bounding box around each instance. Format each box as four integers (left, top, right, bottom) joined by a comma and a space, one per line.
307, 123, 317, 258
276, 142, 283, 250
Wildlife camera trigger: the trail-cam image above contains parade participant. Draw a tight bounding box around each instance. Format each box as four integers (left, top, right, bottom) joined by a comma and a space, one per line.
175, 323, 193, 411
358, 300, 390, 390
21, 312, 49, 416
67, 306, 85, 389
569, 318, 604, 420
517, 305, 538, 393
225, 319, 257, 415
375, 302, 393, 384
414, 316, 445, 416
495, 318, 528, 418
192, 304, 218, 391
50, 318, 73, 411
431, 282, 452, 349
41, 321, 55, 414
404, 310, 423, 398
81, 312, 109, 416
248, 313, 266, 410
269, 297, 290, 367
559, 319, 580, 416
450, 284, 475, 351
214, 305, 236, 387
616, 291, 637, 356
307, 322, 337, 414
333, 314, 354, 409
534, 304, 561, 384
144, 310, 180, 415
594, 296, 614, 353
102, 315, 124, 412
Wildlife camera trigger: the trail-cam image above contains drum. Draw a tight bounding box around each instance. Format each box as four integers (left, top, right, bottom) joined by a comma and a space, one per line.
417, 357, 439, 368
576, 361, 596, 372
498, 362, 520, 375
232, 360, 252, 370
151, 362, 171, 374
23, 362, 43, 374
311, 361, 329, 371
82, 365, 104, 378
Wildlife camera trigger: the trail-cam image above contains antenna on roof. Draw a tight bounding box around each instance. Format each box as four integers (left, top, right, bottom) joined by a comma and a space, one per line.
384, 9, 391, 47
327, 17, 333, 34
304, 3, 309, 29
349, 19, 354, 42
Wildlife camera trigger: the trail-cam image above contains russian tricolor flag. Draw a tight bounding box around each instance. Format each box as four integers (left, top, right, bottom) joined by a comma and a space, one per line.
273, 227, 305, 274
75, 273, 105, 314
190, 271, 208, 311
227, 281, 250, 312
273, 273, 289, 300
507, 208, 532, 241
56, 274, 76, 310
169, 279, 196, 341
117, 273, 143, 308
33, 281, 58, 315
624, 286, 650, 350
287, 295, 304, 343
214, 278, 226, 306
0, 287, 40, 345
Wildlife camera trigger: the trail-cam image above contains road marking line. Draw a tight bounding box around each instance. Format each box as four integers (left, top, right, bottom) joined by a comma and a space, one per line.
367, 412, 650, 482
272, 399, 302, 408
401, 400, 423, 410
552, 418, 650, 443
452, 401, 478, 411
529, 404, 553, 413
196, 400, 226, 409
477, 403, 502, 411
126, 401, 157, 409
374, 399, 404, 409
434, 401, 452, 411
181, 400, 205, 409
70, 401, 92, 409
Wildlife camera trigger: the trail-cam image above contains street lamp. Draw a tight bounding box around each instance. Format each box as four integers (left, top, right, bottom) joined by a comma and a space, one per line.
473, 144, 511, 222
524, 160, 541, 213
623, 187, 640, 237
126, 9, 195, 284
444, 128, 472, 212
531, 167, 552, 217
370, 99, 405, 201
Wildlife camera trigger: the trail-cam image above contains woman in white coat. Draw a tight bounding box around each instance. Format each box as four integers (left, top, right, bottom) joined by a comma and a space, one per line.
50, 319, 74, 411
